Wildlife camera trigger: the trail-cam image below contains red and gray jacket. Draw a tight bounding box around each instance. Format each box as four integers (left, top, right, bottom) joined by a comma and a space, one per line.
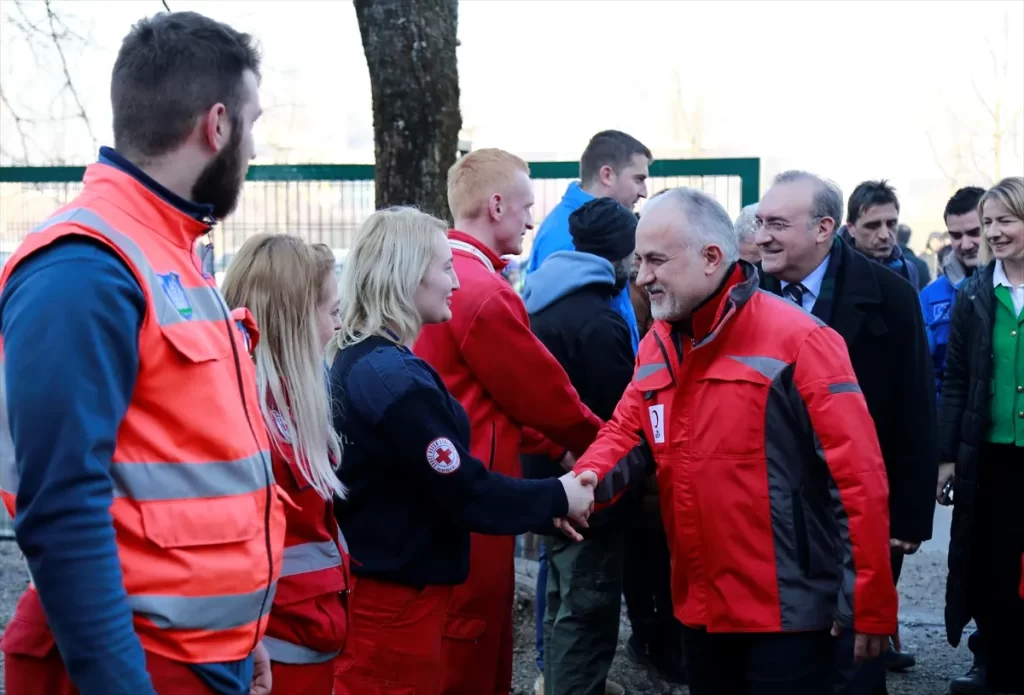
576, 262, 898, 635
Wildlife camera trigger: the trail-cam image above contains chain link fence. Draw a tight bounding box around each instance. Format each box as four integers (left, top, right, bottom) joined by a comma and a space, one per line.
0, 157, 759, 539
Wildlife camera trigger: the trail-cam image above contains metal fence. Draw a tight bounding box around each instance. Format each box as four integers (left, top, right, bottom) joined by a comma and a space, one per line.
0, 157, 759, 539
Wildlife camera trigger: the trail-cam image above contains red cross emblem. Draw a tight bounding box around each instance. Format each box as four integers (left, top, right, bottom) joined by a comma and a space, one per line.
426, 437, 460, 474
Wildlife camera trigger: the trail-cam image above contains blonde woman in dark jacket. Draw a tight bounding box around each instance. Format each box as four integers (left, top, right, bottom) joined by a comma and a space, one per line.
939, 176, 1024, 695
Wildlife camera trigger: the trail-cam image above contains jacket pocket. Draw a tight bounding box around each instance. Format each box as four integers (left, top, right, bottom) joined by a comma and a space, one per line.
270, 587, 348, 655
791, 489, 811, 575
694, 364, 771, 456
442, 612, 487, 643
140, 495, 260, 548
0, 591, 57, 658
160, 321, 232, 363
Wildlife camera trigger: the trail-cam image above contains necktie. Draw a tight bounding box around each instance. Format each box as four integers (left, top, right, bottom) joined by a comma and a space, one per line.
783, 282, 807, 307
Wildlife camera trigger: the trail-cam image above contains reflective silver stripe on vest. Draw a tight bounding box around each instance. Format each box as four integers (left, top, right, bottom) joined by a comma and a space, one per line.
110, 452, 272, 501
128, 581, 277, 631
634, 362, 668, 381
261, 634, 341, 664
32, 207, 229, 326
828, 382, 862, 395
281, 540, 343, 578
0, 357, 17, 495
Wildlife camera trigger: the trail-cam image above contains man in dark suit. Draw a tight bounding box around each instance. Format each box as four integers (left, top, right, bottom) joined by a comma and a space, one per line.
754, 171, 938, 695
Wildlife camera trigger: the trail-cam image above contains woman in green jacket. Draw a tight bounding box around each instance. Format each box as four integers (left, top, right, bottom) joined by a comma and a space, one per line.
938, 176, 1024, 695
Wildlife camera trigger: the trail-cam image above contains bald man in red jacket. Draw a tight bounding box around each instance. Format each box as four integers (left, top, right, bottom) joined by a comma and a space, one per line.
414, 148, 603, 695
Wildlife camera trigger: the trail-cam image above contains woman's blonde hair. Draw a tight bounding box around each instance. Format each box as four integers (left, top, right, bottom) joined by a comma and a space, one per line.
222, 234, 345, 500
977, 176, 1024, 265
327, 207, 448, 361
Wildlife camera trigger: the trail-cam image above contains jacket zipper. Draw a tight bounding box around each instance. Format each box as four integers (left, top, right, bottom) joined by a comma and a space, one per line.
216, 293, 274, 655
791, 490, 811, 574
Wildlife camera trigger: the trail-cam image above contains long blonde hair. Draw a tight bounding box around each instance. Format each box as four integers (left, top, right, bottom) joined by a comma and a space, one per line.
223, 234, 346, 500
327, 207, 448, 361
978, 176, 1024, 266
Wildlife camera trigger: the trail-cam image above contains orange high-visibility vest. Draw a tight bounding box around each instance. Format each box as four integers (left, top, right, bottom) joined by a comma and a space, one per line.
0, 163, 287, 664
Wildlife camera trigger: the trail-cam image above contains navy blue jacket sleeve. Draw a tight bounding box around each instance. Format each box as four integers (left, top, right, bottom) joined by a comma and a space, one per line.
0, 238, 155, 695
346, 351, 569, 535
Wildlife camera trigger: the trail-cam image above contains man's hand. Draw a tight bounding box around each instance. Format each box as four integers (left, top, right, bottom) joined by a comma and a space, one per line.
558, 451, 577, 472
555, 470, 598, 541
890, 538, 921, 555
553, 517, 583, 542
250, 641, 272, 695
558, 470, 596, 522
831, 622, 887, 664
936, 462, 955, 503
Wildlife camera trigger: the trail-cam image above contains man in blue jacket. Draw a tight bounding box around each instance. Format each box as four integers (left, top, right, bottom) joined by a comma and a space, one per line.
526, 130, 651, 352
524, 131, 651, 692
918, 185, 989, 695
919, 186, 985, 401
522, 198, 639, 695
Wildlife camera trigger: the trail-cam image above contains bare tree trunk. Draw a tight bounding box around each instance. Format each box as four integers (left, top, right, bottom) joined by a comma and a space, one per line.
354, 0, 461, 222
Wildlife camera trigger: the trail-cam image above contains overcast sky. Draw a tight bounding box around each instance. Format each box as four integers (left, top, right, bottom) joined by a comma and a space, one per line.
1, 0, 1022, 237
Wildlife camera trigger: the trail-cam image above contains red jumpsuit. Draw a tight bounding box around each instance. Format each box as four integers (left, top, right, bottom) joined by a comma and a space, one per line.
414, 231, 601, 695
264, 407, 349, 695
2, 590, 217, 695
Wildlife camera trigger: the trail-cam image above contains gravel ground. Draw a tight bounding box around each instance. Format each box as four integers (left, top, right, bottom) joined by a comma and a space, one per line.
0, 542, 972, 695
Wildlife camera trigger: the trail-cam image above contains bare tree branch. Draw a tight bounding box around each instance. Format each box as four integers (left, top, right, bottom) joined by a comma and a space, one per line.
922, 124, 953, 184
161, 0, 171, 11
43, 0, 97, 152
970, 78, 998, 122
1, 0, 98, 163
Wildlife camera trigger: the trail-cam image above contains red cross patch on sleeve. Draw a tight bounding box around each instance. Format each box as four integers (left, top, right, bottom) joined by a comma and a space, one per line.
426, 437, 460, 474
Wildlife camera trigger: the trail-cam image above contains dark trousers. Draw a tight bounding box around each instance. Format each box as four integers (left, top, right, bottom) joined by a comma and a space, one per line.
833, 547, 903, 695
622, 523, 680, 655
970, 443, 1024, 693
543, 533, 625, 695
967, 628, 986, 665
833, 628, 886, 695
535, 542, 547, 671
681, 625, 833, 695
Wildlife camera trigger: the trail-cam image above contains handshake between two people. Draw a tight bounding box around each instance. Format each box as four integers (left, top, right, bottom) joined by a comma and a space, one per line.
554, 460, 599, 542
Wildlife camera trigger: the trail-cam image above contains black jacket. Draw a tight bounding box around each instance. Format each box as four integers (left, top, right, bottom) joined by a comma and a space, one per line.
520, 250, 642, 531
329, 336, 568, 586
901, 245, 931, 290
760, 237, 938, 543
937, 264, 997, 646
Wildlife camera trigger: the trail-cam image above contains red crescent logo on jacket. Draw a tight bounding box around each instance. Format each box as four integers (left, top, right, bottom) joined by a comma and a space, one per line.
426, 437, 460, 474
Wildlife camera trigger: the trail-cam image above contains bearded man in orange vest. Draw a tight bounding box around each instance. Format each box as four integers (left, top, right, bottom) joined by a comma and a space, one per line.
0, 12, 286, 695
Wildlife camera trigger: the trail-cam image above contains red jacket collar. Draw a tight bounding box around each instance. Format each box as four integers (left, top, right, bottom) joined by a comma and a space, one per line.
650, 261, 759, 355
448, 230, 509, 272
83, 163, 212, 249
688, 262, 747, 342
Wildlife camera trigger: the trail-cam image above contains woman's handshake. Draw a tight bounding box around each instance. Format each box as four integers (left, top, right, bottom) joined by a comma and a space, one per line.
554, 470, 598, 542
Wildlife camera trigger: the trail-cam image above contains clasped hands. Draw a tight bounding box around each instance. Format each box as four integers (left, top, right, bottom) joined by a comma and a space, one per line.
554, 461, 598, 542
